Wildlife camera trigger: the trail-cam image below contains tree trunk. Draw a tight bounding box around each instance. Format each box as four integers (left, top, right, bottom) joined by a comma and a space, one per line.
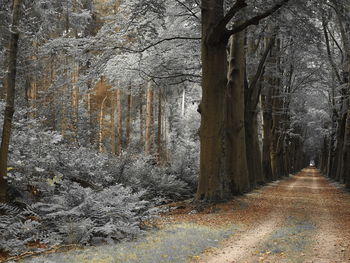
196, 0, 229, 201
341, 107, 350, 187
139, 91, 144, 147
126, 88, 132, 148
334, 111, 347, 181
269, 38, 283, 179
261, 85, 273, 182
245, 111, 264, 185
0, 0, 21, 202
196, 0, 288, 201
145, 83, 154, 155
226, 32, 250, 193
98, 96, 107, 153
181, 88, 185, 117
71, 62, 79, 144
244, 32, 275, 187
116, 88, 122, 155
111, 91, 116, 154
157, 89, 162, 162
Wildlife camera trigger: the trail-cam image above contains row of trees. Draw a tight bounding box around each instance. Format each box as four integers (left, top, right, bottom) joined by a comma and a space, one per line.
318, 0, 350, 188
195, 0, 334, 201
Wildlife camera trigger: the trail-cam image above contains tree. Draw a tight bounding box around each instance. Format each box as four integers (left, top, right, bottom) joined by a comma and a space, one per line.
196, 0, 289, 201
0, 0, 22, 202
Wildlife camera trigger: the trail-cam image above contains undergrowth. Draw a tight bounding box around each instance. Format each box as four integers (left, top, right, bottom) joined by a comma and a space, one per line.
0, 105, 199, 257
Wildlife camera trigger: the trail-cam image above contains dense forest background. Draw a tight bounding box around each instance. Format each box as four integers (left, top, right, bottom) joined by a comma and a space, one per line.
0, 0, 350, 258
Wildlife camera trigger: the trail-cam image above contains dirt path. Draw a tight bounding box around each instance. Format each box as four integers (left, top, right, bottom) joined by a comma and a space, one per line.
15, 168, 350, 263
193, 168, 350, 263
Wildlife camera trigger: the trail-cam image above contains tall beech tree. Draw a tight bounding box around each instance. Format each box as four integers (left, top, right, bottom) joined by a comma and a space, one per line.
196, 0, 289, 201
0, 0, 21, 202
245, 30, 276, 187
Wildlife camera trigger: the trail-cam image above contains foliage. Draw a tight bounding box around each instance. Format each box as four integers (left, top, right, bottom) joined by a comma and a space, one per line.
0, 103, 198, 255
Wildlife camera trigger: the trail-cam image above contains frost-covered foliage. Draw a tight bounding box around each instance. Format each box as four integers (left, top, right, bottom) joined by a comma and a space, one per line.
0, 102, 198, 256
0, 184, 147, 255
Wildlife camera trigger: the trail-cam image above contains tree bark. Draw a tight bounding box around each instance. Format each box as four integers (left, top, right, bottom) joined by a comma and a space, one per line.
71, 61, 79, 144
196, 0, 229, 201
145, 83, 154, 155
98, 96, 107, 153
139, 91, 144, 147
126, 87, 132, 148
245, 32, 275, 186
196, 0, 289, 201
111, 91, 116, 154
0, 0, 21, 202
157, 89, 162, 162
116, 88, 122, 155
341, 107, 350, 187
226, 32, 250, 193
261, 83, 273, 182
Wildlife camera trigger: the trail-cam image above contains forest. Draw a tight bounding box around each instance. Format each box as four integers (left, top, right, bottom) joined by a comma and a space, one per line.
0, 0, 350, 262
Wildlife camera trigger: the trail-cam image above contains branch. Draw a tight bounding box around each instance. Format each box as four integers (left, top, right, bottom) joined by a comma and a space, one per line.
174, 0, 200, 20
249, 32, 277, 111
322, 18, 342, 84
225, 0, 289, 41
112, 36, 201, 53
326, 25, 344, 63
216, 0, 247, 29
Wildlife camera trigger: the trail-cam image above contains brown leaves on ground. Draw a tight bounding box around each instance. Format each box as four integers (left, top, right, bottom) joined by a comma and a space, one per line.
0, 249, 10, 262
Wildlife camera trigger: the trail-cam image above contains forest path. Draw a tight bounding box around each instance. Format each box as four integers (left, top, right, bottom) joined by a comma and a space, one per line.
16, 168, 350, 263
194, 168, 350, 263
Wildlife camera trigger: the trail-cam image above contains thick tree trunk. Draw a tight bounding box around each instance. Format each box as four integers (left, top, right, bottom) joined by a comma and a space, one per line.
226, 32, 250, 193
341, 107, 350, 187
320, 137, 329, 174
334, 112, 346, 181
244, 33, 275, 187
261, 86, 273, 182
245, 111, 264, 185
269, 38, 283, 179
0, 0, 21, 202
196, 0, 288, 201
196, 0, 229, 201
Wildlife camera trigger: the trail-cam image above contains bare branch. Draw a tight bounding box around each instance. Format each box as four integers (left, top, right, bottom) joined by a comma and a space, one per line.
326, 25, 344, 63
112, 36, 201, 53
322, 18, 342, 84
249, 32, 277, 111
174, 0, 200, 20
225, 0, 289, 41
216, 0, 247, 29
